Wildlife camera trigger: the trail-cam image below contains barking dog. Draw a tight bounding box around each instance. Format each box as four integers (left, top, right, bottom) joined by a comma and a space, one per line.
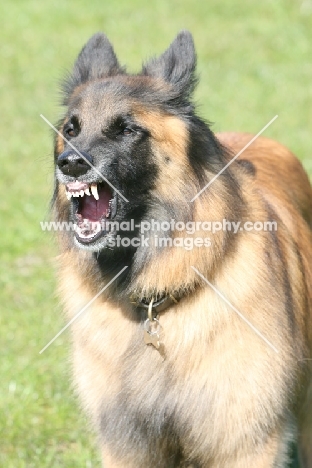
52, 31, 312, 467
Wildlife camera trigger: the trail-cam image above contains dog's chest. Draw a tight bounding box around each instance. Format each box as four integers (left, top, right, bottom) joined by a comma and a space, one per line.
73, 308, 288, 466
67, 280, 295, 467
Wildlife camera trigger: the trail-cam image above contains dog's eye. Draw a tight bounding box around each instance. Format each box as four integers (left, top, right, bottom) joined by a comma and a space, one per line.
66, 126, 76, 137
121, 127, 133, 136
64, 117, 80, 138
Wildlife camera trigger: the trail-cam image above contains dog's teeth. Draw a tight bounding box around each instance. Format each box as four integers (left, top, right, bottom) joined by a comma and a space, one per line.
91, 184, 99, 200
66, 191, 72, 200
80, 190, 85, 197
85, 188, 91, 196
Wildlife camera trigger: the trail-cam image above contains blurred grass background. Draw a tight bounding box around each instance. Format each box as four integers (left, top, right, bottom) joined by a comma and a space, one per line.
1, 0, 311, 466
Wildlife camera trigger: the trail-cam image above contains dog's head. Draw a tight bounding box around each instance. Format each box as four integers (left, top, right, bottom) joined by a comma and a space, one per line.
54, 32, 229, 259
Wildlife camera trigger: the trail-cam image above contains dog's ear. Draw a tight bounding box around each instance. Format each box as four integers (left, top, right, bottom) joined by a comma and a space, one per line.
62, 33, 124, 103
142, 31, 197, 100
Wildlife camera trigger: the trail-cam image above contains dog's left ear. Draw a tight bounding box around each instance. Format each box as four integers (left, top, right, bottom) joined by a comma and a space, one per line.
62, 32, 124, 103
142, 30, 197, 100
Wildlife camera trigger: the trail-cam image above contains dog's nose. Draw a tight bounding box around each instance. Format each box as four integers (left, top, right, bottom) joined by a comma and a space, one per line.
57, 150, 93, 177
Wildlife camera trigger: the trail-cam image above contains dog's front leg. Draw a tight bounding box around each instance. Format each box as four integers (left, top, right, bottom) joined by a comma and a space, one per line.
212, 428, 295, 468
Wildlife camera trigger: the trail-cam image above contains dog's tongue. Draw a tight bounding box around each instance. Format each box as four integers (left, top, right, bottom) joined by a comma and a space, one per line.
78, 184, 112, 221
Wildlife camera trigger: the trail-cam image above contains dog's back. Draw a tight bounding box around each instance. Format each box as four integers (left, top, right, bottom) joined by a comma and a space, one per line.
220, 131, 312, 466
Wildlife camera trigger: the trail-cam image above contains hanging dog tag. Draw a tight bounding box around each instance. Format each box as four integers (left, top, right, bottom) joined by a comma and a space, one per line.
144, 318, 161, 349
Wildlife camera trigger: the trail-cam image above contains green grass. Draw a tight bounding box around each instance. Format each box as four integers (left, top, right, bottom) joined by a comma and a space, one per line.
1, 0, 311, 466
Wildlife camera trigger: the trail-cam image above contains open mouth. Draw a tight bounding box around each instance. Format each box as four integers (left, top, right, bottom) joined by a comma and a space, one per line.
65, 181, 117, 244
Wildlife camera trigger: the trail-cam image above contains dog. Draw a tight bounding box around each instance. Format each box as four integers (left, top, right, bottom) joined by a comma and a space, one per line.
52, 31, 312, 467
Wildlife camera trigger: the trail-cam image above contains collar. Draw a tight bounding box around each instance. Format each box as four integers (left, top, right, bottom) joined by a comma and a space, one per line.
130, 293, 179, 317
130, 292, 182, 357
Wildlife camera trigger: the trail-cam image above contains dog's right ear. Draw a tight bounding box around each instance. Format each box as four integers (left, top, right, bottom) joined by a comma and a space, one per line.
62, 33, 124, 103
142, 31, 197, 101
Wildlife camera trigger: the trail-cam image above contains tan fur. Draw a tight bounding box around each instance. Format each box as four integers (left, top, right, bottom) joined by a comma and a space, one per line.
56, 133, 65, 155
218, 132, 312, 227
134, 107, 192, 201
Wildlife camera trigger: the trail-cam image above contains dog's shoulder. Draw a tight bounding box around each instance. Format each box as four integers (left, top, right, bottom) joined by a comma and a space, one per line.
217, 131, 312, 229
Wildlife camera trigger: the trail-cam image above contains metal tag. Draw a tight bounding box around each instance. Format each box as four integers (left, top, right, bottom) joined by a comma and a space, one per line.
144, 318, 161, 349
